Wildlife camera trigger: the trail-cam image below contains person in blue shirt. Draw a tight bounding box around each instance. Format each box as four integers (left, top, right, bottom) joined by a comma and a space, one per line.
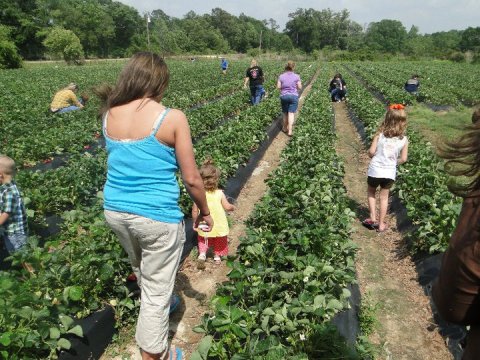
97, 52, 213, 360
221, 58, 228, 74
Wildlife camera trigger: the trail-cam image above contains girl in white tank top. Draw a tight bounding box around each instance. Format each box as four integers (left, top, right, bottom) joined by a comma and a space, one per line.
362, 104, 409, 233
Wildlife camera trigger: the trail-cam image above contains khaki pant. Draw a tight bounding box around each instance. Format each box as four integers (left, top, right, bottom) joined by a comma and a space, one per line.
104, 210, 185, 354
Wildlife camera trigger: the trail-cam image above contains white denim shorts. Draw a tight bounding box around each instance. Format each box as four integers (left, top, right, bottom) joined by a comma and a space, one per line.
104, 210, 185, 354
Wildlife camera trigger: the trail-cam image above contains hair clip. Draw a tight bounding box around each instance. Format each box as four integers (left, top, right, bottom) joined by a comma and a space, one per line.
389, 104, 405, 110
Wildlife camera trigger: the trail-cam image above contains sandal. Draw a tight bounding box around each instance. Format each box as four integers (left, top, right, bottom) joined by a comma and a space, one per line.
169, 294, 180, 315
170, 347, 184, 360
361, 218, 378, 230
214, 256, 222, 265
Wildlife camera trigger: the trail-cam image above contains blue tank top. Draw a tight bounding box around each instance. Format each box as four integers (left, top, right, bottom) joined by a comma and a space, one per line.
103, 108, 183, 223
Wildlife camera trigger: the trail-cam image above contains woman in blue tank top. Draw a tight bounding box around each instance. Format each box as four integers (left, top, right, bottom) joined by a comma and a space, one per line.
96, 52, 213, 360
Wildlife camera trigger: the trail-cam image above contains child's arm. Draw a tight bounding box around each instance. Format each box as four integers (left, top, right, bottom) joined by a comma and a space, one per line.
221, 192, 235, 212
0, 212, 9, 225
398, 140, 409, 164
368, 135, 379, 158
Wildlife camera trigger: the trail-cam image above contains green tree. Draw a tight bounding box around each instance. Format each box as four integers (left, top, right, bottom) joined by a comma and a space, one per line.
43, 26, 84, 64
285, 8, 360, 52
0, 25, 22, 68
365, 19, 407, 53
460, 27, 480, 52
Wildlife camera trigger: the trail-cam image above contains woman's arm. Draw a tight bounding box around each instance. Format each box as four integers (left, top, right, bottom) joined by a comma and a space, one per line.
174, 111, 213, 229
398, 140, 409, 164
368, 135, 379, 158
276, 79, 282, 90
297, 79, 303, 90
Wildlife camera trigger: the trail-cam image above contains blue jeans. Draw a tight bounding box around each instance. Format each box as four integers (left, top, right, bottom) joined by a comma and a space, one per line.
280, 94, 299, 113
250, 85, 265, 105
56, 98, 84, 114
331, 88, 347, 101
3, 232, 27, 254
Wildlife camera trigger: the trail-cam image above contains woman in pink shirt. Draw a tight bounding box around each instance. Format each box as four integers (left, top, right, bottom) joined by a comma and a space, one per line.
277, 61, 302, 136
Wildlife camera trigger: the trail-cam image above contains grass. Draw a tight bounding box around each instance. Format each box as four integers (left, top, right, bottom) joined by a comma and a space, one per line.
407, 104, 475, 151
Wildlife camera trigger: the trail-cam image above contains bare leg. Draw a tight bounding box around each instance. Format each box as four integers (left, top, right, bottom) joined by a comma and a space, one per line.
378, 188, 390, 231
367, 185, 377, 222
287, 112, 295, 136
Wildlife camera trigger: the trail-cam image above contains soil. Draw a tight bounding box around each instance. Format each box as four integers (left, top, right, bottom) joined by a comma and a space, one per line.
333, 102, 452, 359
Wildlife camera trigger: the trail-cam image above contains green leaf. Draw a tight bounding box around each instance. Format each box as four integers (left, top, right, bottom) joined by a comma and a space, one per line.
49, 327, 61, 339
67, 325, 83, 337
263, 308, 275, 316
59, 314, 75, 329
17, 306, 33, 319
326, 299, 344, 310
68, 285, 84, 301
190, 335, 213, 360
57, 338, 71, 350
0, 333, 11, 346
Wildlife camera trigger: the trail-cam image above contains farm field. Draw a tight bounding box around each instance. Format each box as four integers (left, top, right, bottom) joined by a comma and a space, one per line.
1, 59, 480, 359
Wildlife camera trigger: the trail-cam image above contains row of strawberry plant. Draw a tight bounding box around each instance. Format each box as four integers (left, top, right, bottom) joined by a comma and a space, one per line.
0, 60, 267, 166
191, 72, 359, 359
341, 62, 416, 105
341, 70, 462, 254
343, 61, 480, 106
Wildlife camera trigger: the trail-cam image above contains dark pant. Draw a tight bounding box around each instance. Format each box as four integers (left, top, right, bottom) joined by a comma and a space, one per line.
250, 85, 264, 105
330, 88, 347, 101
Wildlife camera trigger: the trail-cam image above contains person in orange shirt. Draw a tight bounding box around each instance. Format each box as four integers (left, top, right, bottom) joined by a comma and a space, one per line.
50, 83, 85, 114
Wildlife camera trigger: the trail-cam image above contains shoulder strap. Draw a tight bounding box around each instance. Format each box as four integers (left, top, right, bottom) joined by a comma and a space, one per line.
102, 112, 109, 135
150, 108, 170, 135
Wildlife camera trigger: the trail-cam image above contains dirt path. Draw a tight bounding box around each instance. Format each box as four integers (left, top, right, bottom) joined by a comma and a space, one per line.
104, 73, 319, 359
333, 102, 452, 359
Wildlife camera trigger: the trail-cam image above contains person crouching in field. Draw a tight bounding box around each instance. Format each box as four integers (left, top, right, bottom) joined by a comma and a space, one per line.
362, 104, 409, 232
192, 159, 235, 269
0, 155, 28, 254
404, 74, 420, 94
432, 111, 480, 360
50, 82, 86, 114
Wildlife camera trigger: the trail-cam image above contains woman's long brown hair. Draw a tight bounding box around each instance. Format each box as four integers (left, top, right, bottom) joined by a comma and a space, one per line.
95, 52, 169, 115
440, 121, 480, 196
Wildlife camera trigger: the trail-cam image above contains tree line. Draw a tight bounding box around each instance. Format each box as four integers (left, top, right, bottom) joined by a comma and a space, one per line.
1, 0, 479, 68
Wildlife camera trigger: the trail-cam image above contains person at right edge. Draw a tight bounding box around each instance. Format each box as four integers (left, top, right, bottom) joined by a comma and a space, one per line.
96, 52, 213, 360
432, 109, 480, 360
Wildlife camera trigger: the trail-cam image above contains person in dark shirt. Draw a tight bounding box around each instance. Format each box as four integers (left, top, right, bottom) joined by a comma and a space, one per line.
329, 73, 347, 102
404, 74, 420, 94
243, 59, 265, 105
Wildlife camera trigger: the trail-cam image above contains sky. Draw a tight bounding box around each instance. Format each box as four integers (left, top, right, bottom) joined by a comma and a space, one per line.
117, 0, 479, 34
